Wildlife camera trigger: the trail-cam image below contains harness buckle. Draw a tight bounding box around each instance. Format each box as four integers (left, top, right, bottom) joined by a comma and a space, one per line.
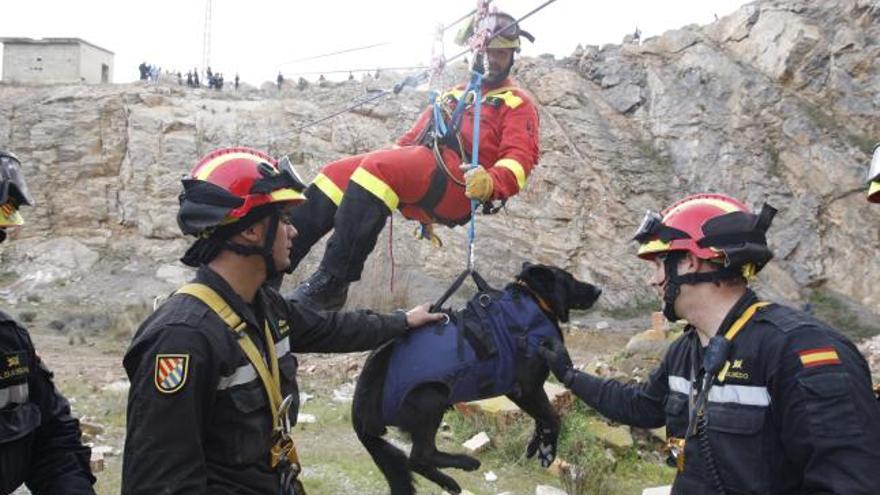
271, 395, 302, 488
478, 293, 493, 308
666, 437, 686, 472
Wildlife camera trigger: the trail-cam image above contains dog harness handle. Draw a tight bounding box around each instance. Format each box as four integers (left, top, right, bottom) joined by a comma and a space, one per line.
430, 268, 495, 312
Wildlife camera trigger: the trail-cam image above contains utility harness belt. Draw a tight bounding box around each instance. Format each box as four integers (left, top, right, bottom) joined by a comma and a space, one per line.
176, 283, 305, 495
666, 301, 769, 494
409, 93, 505, 228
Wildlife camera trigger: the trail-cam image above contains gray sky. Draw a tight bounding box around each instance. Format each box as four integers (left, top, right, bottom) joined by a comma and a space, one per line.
2, 0, 749, 85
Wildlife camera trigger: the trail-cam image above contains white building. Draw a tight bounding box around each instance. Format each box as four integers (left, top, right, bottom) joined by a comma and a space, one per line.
0, 37, 114, 84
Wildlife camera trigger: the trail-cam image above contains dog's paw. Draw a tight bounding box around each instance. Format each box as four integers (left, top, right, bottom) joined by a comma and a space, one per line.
442, 480, 462, 494
460, 456, 481, 472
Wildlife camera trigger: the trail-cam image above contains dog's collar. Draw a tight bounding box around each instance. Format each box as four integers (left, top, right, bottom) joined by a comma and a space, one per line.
514, 280, 554, 317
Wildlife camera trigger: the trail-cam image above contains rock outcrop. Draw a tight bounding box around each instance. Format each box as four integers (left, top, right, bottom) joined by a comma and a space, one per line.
0, 0, 877, 331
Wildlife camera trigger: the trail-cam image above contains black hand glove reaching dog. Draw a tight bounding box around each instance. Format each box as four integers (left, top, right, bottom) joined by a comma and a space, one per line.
538, 337, 574, 386
525, 424, 558, 468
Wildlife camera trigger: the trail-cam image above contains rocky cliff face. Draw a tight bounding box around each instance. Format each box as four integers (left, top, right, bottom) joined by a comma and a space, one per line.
0, 0, 877, 330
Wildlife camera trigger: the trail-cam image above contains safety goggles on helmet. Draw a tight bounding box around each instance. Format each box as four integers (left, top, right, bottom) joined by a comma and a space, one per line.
251, 156, 306, 197
0, 151, 33, 208
456, 11, 535, 50
632, 210, 689, 244
869, 143, 880, 183
0, 151, 33, 228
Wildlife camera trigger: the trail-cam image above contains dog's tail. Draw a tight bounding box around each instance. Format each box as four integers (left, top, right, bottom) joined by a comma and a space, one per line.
352, 342, 414, 495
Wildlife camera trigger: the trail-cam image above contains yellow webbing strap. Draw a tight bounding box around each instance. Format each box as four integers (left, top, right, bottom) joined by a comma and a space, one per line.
718, 301, 770, 382
723, 302, 770, 341
176, 283, 299, 467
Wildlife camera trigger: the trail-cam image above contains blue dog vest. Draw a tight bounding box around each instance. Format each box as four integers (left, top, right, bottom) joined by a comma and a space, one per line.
381, 286, 561, 425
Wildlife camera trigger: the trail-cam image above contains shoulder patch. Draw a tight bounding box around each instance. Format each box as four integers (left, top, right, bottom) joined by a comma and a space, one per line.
798, 347, 841, 368
154, 354, 190, 394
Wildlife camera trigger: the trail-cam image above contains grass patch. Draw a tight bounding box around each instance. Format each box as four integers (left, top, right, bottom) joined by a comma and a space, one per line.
600, 297, 659, 321
634, 139, 673, 172
0, 270, 19, 286
441, 399, 673, 495
808, 289, 880, 340
52, 378, 128, 495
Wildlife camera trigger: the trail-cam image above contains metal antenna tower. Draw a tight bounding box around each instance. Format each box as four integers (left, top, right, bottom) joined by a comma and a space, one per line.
201, 0, 213, 72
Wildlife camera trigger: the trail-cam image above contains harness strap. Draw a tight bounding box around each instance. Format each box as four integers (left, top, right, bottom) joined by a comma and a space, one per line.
176, 283, 301, 470
462, 304, 498, 361
430, 268, 495, 312
723, 302, 770, 340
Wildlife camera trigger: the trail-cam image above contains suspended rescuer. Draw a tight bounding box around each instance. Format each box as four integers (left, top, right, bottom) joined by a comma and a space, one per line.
286, 11, 540, 311
0, 150, 96, 494
121, 147, 442, 494
868, 143, 879, 203
539, 193, 880, 494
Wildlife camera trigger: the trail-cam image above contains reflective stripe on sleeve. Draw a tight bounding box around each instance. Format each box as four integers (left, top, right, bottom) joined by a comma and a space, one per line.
313, 173, 344, 206
668, 375, 770, 407
217, 338, 292, 391
495, 158, 527, 190
0, 383, 28, 408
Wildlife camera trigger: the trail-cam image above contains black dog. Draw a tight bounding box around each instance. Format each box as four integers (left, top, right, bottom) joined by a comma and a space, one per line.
352, 263, 601, 494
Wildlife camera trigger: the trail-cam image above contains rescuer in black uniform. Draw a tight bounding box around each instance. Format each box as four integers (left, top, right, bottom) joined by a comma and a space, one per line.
121, 147, 442, 495
540, 193, 880, 494
0, 150, 96, 495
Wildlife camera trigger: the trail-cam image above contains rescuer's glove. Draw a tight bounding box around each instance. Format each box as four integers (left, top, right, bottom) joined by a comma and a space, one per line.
538, 336, 575, 386
461, 165, 493, 201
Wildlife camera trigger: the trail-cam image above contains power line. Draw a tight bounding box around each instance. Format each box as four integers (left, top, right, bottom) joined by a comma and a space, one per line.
277, 42, 392, 67
287, 65, 430, 77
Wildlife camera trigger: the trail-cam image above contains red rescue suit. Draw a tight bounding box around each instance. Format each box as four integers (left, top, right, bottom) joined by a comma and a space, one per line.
314, 78, 539, 225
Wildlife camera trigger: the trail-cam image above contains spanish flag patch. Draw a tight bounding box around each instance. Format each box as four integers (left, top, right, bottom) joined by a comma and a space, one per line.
798, 347, 841, 368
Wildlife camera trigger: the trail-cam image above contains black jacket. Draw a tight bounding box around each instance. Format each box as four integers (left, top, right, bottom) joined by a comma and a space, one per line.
121, 266, 408, 495
0, 311, 95, 495
568, 290, 880, 494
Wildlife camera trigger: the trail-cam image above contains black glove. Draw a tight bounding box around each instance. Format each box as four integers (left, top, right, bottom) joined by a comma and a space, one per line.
525, 423, 558, 468
538, 336, 574, 386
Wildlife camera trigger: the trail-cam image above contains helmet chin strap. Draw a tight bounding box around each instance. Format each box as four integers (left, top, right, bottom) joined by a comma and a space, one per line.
224, 210, 281, 281
661, 252, 740, 322
661, 252, 685, 322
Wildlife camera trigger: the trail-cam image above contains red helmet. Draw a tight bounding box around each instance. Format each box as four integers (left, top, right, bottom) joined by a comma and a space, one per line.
177, 147, 306, 237
634, 193, 776, 276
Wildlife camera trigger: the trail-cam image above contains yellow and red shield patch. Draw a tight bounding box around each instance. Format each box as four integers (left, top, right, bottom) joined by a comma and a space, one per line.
154, 354, 189, 394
